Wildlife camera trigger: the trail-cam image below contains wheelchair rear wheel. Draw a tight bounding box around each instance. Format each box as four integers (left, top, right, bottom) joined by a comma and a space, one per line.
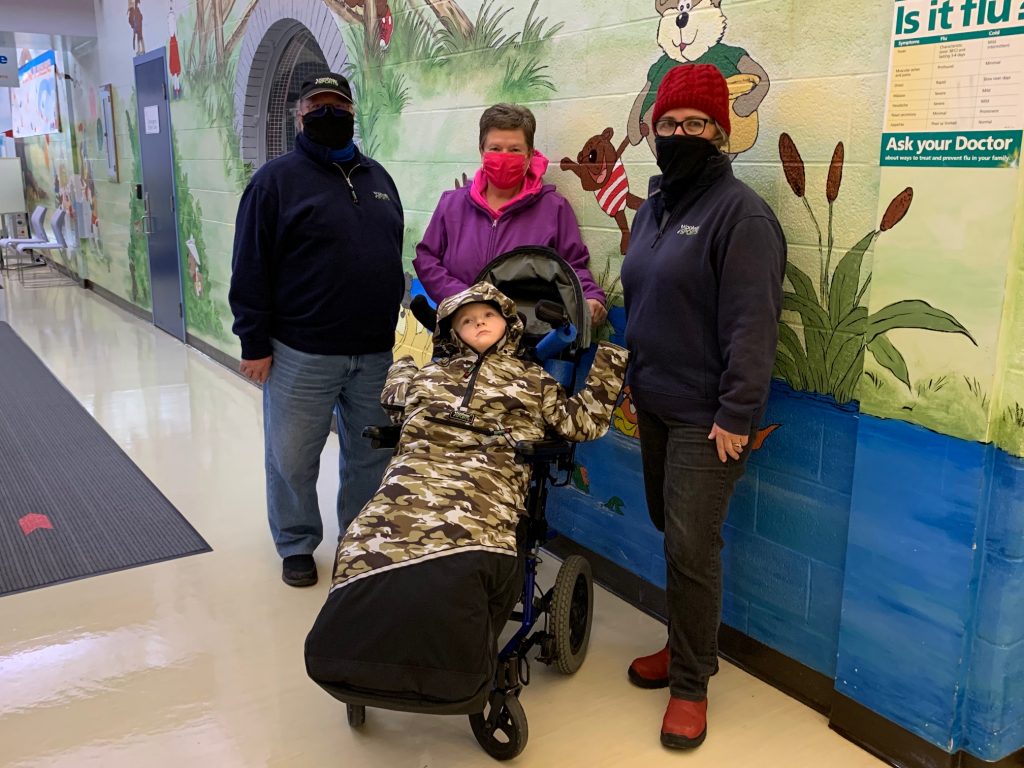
346, 703, 366, 727
551, 554, 593, 674
469, 692, 528, 760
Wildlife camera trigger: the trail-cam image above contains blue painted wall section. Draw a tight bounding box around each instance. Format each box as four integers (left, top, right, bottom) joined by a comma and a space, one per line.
549, 380, 859, 678
728, 384, 857, 677
836, 420, 1024, 761
964, 450, 1024, 760
836, 417, 988, 753
547, 341, 1024, 760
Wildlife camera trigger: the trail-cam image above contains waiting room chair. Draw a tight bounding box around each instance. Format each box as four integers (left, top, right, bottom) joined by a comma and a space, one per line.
0, 206, 48, 269
14, 209, 76, 286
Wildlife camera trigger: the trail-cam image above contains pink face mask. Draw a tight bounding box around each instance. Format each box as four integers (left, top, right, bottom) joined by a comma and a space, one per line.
482, 151, 529, 190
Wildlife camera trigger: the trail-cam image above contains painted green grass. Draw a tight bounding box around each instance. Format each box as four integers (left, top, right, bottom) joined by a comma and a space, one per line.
858, 367, 989, 443
436, 0, 519, 55
995, 401, 1024, 456
387, 0, 448, 65
345, 0, 563, 159
189, 63, 252, 192
860, 366, 1024, 456
591, 254, 622, 343
493, 56, 555, 103
518, 0, 565, 48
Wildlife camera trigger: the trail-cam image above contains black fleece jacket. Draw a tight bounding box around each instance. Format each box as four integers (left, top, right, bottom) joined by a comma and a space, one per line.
621, 155, 786, 435
229, 132, 404, 360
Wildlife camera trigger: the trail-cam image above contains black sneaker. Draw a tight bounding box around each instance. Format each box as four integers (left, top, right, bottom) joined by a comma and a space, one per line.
282, 554, 317, 587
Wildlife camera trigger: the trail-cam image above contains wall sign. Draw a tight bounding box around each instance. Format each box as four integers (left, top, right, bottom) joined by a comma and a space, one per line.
11, 51, 61, 138
880, 0, 1024, 167
144, 104, 159, 135
0, 48, 17, 87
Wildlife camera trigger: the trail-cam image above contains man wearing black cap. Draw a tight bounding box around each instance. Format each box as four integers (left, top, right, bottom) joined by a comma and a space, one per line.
229, 72, 404, 588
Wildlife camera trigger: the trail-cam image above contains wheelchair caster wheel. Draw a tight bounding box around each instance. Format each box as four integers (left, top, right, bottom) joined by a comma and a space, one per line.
347, 703, 366, 727
469, 692, 528, 760
551, 554, 593, 674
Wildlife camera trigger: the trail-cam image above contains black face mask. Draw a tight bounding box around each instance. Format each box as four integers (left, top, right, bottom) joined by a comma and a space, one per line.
302, 109, 355, 150
655, 135, 719, 208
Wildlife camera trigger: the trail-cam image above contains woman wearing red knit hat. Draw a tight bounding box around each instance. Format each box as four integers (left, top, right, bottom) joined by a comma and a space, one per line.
620, 63, 787, 749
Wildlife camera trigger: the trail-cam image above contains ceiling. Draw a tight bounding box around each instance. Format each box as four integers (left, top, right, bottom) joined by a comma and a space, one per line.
0, 0, 97, 38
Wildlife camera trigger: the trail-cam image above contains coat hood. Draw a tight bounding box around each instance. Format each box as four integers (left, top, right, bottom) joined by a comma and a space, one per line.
434, 282, 524, 357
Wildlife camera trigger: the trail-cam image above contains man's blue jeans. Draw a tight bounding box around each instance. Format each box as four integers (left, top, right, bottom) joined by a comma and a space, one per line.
263, 340, 392, 558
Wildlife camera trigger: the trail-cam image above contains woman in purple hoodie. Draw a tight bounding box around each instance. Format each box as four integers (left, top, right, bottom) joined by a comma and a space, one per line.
414, 103, 607, 326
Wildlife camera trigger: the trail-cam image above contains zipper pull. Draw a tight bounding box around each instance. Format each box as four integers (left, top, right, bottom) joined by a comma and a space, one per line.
334, 163, 359, 204
653, 208, 671, 247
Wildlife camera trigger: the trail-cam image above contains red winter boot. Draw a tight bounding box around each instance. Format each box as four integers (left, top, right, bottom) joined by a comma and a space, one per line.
661, 696, 708, 749
627, 644, 670, 688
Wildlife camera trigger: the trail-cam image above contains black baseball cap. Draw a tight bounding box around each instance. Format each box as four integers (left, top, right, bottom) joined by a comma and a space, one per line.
299, 72, 353, 103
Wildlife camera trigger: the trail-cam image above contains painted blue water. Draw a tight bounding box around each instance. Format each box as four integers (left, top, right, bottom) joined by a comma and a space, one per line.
548, 380, 1024, 761
549, 380, 859, 677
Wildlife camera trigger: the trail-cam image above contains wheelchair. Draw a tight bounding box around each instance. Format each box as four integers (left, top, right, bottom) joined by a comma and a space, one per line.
325, 247, 598, 761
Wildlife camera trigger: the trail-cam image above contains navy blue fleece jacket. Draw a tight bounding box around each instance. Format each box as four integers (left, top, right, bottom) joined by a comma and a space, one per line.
621, 155, 786, 435
229, 132, 404, 360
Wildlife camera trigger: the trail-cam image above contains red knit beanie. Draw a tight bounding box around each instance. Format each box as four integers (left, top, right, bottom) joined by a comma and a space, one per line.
652, 63, 731, 136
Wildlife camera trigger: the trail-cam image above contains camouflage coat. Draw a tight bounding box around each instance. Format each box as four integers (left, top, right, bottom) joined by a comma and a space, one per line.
330, 282, 628, 592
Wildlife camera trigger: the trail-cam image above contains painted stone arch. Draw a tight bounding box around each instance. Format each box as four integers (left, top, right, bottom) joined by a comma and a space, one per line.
234, 0, 350, 168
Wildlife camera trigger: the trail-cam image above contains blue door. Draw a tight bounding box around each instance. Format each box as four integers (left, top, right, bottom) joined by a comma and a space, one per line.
133, 48, 185, 341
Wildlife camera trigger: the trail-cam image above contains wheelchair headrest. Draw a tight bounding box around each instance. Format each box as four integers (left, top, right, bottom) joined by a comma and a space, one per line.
474, 246, 590, 350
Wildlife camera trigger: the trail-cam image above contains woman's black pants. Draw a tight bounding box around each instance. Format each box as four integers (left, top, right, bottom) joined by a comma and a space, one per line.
636, 409, 753, 701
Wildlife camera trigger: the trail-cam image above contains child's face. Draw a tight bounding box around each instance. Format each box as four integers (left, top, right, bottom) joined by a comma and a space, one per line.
453, 302, 507, 354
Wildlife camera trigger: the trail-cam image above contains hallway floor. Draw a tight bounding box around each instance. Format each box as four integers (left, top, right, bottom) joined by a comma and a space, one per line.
0, 280, 884, 767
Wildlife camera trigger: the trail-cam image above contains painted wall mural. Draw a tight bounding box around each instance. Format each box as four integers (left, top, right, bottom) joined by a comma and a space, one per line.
128, 0, 146, 56
13, 0, 1024, 760
774, 132, 974, 405
167, 1, 183, 99
559, 127, 647, 255
627, 0, 769, 157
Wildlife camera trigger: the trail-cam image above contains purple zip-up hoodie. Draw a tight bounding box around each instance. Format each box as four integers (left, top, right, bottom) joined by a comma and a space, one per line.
414, 151, 605, 303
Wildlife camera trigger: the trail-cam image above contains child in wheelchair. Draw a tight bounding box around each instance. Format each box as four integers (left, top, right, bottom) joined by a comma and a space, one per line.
305, 281, 627, 726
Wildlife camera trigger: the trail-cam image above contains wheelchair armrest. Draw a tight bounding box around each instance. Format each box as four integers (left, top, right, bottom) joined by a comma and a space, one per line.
514, 438, 572, 464
362, 424, 401, 450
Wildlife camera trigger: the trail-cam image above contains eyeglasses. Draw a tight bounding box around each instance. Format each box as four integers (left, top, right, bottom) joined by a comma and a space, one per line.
653, 116, 715, 137
302, 104, 353, 119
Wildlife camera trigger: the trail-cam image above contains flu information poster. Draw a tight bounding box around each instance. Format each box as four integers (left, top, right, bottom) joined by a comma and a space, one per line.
880, 0, 1024, 167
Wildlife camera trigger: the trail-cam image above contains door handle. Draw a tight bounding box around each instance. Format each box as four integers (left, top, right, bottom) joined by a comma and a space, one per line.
141, 192, 154, 235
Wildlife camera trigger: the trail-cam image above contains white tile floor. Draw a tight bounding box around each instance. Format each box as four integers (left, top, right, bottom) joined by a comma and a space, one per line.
0, 280, 884, 767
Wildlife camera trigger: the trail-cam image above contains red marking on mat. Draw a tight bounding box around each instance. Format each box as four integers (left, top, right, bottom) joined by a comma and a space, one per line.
19, 513, 53, 535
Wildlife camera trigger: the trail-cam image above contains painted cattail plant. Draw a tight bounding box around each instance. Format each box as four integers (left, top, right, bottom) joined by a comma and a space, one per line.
774, 133, 974, 404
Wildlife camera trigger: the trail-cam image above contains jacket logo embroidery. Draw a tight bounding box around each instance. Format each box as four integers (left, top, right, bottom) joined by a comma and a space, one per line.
373, 191, 391, 201
677, 224, 700, 236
